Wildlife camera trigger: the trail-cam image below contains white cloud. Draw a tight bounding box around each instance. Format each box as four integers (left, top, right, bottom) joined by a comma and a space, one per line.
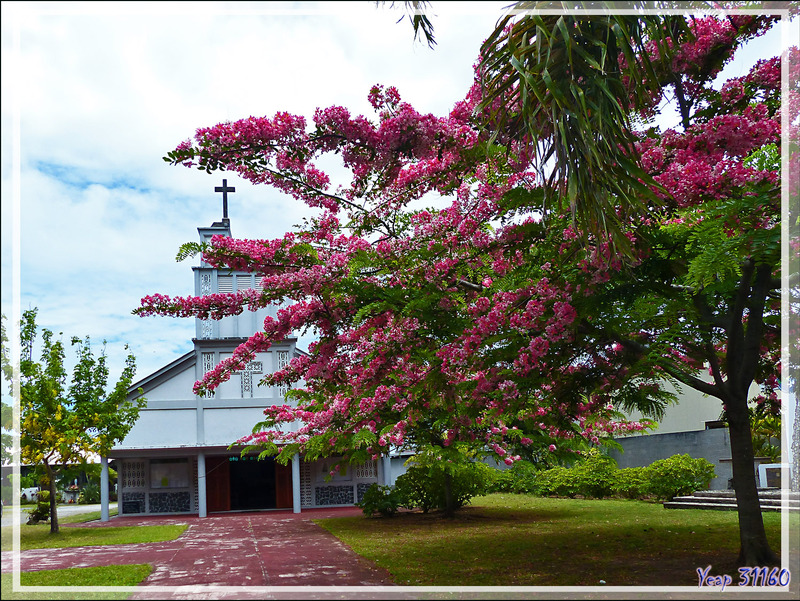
2, 1, 793, 398
2, 1, 508, 386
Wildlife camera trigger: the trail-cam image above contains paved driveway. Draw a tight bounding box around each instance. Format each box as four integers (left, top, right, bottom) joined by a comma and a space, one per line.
2, 507, 397, 599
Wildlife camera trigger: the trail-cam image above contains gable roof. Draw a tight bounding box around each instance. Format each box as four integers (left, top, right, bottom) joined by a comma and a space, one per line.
127, 350, 195, 397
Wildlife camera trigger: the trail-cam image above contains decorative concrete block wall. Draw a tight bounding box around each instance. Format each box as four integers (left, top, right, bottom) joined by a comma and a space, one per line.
315, 485, 355, 506
149, 491, 191, 513
356, 483, 372, 503
121, 492, 145, 514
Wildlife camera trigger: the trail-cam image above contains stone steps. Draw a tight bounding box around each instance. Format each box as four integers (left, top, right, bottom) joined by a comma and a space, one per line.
664, 488, 800, 512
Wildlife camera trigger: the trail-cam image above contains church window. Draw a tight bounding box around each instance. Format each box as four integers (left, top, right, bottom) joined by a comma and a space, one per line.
201, 353, 215, 398
200, 273, 212, 295
218, 275, 233, 293
237, 275, 252, 291
236, 361, 263, 398
276, 351, 290, 397
122, 460, 146, 489
150, 458, 190, 489
354, 461, 377, 479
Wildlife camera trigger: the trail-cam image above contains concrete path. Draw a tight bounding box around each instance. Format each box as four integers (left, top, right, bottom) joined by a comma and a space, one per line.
2, 507, 399, 599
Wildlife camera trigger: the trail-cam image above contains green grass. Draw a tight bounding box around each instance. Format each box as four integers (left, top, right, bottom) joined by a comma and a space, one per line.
1, 509, 187, 552
1, 564, 152, 600
316, 493, 798, 587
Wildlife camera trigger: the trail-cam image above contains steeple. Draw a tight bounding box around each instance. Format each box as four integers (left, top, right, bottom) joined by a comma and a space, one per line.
193, 178, 274, 341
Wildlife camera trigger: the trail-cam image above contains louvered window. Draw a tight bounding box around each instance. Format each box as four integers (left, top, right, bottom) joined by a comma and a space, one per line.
237, 275, 252, 291
218, 275, 233, 293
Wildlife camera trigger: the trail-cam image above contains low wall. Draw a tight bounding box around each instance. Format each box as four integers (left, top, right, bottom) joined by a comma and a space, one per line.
608, 428, 733, 490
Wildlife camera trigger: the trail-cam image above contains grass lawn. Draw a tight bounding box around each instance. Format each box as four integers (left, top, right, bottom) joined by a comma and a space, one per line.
1, 564, 152, 600
316, 493, 799, 587
1, 509, 187, 552
1, 508, 184, 599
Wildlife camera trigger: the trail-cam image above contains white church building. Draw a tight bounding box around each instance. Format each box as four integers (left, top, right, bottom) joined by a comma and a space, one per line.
98, 184, 386, 520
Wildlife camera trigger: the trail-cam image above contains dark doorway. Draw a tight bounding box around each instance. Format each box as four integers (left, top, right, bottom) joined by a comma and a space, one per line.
230, 457, 277, 510
205, 455, 293, 512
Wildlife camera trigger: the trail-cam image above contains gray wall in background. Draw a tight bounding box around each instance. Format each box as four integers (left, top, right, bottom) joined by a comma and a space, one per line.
609, 428, 733, 490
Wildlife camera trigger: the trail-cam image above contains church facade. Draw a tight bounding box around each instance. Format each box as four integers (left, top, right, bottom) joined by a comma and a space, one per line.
102, 187, 387, 518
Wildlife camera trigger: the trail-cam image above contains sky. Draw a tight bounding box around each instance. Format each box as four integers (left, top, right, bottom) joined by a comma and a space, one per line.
1, 1, 513, 383
0, 2, 796, 455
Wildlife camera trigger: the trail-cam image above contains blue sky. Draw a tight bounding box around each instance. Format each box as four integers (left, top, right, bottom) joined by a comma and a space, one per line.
1, 2, 796, 458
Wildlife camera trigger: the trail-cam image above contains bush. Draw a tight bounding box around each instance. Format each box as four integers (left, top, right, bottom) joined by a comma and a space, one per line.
645, 454, 716, 500
394, 466, 441, 513
532, 466, 578, 497
527, 452, 714, 501
569, 451, 618, 499
487, 460, 539, 494
78, 482, 101, 504
26, 490, 51, 524
532, 451, 617, 498
356, 484, 403, 517
614, 467, 650, 499
394, 459, 492, 514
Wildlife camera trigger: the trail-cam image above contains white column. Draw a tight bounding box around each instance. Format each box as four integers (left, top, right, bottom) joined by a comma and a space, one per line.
100, 456, 110, 522
382, 455, 393, 486
292, 453, 301, 513
197, 452, 207, 518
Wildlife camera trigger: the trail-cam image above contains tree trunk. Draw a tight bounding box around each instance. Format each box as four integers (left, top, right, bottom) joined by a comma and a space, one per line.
45, 462, 59, 534
726, 390, 778, 566
442, 470, 455, 518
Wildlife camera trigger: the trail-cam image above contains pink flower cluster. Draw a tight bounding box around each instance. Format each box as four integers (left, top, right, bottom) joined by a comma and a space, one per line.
149, 19, 785, 469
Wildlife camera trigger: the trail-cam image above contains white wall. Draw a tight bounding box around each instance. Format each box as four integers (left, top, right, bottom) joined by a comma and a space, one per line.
117, 408, 197, 449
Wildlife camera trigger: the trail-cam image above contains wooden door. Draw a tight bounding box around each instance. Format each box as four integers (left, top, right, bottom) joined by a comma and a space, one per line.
275, 461, 293, 509
206, 456, 230, 512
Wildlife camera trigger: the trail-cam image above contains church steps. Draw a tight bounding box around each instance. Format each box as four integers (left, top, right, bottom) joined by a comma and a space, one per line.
663, 489, 800, 512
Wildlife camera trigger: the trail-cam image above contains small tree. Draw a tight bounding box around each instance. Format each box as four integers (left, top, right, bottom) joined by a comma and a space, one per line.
1, 317, 13, 466
1, 309, 145, 533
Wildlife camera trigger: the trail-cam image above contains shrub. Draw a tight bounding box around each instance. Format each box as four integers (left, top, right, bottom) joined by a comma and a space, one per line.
645, 454, 716, 500
532, 451, 617, 498
527, 452, 716, 502
569, 451, 618, 499
356, 483, 403, 517
394, 466, 438, 513
533, 466, 578, 497
614, 467, 650, 499
394, 458, 492, 514
488, 460, 539, 494
78, 482, 101, 504
26, 490, 51, 524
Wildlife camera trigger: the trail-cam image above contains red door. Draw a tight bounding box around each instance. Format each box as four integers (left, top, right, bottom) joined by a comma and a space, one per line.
275, 462, 293, 509
206, 456, 230, 512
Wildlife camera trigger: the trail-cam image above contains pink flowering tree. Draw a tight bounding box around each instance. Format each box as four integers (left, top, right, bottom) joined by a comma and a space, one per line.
139, 12, 792, 563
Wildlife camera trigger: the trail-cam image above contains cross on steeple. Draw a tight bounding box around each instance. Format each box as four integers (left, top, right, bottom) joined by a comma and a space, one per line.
214, 179, 235, 220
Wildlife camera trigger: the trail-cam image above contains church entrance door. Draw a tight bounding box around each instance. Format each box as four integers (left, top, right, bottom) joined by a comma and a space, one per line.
206, 455, 293, 512
206, 456, 231, 512
275, 462, 293, 509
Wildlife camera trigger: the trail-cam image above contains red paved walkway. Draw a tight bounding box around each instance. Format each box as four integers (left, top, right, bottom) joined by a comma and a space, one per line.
2, 507, 401, 599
